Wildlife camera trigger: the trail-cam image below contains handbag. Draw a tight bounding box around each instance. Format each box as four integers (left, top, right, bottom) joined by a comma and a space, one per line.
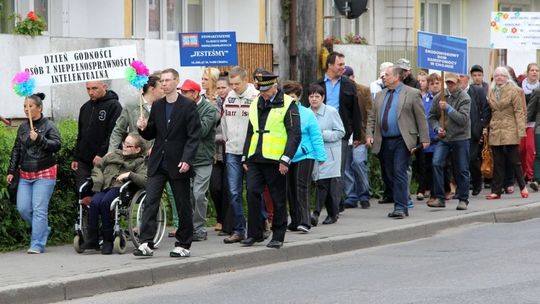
7, 171, 19, 203
481, 133, 493, 178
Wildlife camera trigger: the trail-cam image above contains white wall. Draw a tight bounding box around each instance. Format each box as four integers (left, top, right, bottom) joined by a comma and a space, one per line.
215, 0, 260, 42
65, 0, 125, 39
334, 44, 377, 86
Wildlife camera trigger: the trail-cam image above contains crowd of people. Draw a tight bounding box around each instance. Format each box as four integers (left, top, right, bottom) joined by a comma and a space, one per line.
6, 52, 539, 257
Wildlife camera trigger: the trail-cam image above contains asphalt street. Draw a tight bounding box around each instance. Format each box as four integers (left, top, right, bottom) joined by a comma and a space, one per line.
58, 218, 540, 304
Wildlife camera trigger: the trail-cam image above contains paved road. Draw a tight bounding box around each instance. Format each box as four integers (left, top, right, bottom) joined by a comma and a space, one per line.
59, 218, 540, 304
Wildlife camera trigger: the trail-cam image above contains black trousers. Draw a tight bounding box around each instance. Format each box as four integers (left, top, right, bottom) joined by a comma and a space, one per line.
314, 178, 340, 218
210, 161, 234, 234
470, 139, 482, 190
416, 152, 434, 194
378, 152, 393, 201
75, 161, 93, 192
491, 145, 526, 195
140, 165, 193, 249
246, 162, 287, 242
287, 159, 314, 228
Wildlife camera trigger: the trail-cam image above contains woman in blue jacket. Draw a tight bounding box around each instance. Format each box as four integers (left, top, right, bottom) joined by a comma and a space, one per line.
283, 81, 326, 233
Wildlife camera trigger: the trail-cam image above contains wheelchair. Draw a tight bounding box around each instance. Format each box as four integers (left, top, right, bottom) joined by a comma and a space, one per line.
73, 178, 167, 254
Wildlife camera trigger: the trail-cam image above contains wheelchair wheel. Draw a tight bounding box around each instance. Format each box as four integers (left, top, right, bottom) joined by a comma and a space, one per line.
128, 192, 167, 248
73, 235, 84, 253
113, 235, 127, 254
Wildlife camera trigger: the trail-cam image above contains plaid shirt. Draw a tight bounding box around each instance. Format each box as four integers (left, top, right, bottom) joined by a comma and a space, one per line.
20, 164, 57, 180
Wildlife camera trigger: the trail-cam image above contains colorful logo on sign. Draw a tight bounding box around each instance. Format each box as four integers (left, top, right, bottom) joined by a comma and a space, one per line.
182, 34, 199, 47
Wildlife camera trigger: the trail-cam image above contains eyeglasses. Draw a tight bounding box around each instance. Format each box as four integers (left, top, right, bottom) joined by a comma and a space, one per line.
122, 142, 136, 149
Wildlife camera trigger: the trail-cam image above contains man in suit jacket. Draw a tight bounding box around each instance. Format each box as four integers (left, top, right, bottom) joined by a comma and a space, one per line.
135, 68, 202, 258
366, 65, 429, 218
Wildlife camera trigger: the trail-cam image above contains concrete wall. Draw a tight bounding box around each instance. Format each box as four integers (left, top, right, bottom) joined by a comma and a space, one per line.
334, 44, 377, 86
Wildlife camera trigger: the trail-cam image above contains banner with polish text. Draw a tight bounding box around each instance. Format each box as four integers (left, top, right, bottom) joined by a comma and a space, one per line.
417, 31, 468, 74
490, 11, 540, 50
19, 45, 138, 86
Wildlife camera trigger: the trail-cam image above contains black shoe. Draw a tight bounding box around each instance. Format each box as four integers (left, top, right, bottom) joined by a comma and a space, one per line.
360, 201, 370, 209
387, 210, 408, 219
378, 197, 393, 204
310, 213, 319, 227
484, 183, 491, 189
266, 240, 283, 249
240, 237, 264, 247
344, 202, 358, 208
101, 241, 113, 255
339, 202, 345, 213
322, 216, 338, 225
287, 223, 298, 231
472, 187, 481, 196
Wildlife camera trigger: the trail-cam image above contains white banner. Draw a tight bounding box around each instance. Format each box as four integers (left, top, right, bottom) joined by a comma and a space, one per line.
19, 45, 138, 86
490, 11, 540, 50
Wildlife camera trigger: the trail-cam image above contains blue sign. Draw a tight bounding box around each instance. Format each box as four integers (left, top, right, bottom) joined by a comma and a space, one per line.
417, 31, 468, 74
179, 31, 238, 66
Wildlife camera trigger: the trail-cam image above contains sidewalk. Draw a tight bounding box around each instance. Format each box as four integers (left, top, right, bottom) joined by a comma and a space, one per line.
2, 190, 540, 304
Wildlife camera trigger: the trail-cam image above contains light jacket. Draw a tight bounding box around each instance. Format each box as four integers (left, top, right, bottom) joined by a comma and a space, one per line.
91, 150, 147, 192
221, 84, 259, 155
488, 84, 526, 145
312, 103, 345, 180
109, 97, 151, 152
292, 103, 326, 163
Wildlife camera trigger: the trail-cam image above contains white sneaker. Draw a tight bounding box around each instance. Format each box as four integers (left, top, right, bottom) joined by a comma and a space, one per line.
133, 242, 153, 257
27, 248, 41, 254
169, 246, 190, 258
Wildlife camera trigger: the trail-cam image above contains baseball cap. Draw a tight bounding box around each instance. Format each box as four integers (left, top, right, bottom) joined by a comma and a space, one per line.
343, 66, 354, 77
470, 65, 484, 74
179, 79, 201, 92
444, 73, 459, 83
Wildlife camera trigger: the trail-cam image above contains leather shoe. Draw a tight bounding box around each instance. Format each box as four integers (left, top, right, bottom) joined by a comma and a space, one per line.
266, 240, 283, 249
322, 216, 338, 225
427, 198, 446, 208
344, 202, 358, 208
378, 197, 393, 204
472, 188, 481, 196
240, 237, 264, 247
223, 233, 245, 244
360, 201, 370, 209
387, 210, 408, 219
310, 213, 319, 227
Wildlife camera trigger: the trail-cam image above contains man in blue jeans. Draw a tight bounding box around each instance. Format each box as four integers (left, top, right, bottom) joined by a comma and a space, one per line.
343, 66, 372, 209
428, 73, 471, 211
221, 66, 260, 243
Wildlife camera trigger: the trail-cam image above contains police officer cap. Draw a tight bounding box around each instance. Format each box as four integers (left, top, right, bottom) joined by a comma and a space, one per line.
254, 69, 279, 91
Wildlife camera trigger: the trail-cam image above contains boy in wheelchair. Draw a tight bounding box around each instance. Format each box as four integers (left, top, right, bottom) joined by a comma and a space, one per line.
80, 133, 147, 254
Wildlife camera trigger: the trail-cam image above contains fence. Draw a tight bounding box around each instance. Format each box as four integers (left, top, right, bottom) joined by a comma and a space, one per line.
217, 43, 273, 82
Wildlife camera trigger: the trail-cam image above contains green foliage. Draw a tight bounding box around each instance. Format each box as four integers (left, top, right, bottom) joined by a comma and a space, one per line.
0, 119, 78, 251
11, 11, 46, 37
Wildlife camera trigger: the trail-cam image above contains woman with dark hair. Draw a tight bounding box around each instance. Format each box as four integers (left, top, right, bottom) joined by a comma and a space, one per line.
520, 63, 539, 186
6, 93, 61, 254
80, 133, 147, 254
486, 67, 528, 199
283, 81, 326, 232
309, 84, 345, 225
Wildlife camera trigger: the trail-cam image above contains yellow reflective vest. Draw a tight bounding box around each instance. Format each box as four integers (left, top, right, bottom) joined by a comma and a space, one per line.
247, 94, 294, 161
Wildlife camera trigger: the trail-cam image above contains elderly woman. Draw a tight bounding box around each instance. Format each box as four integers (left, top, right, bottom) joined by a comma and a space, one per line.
486, 67, 528, 199
7, 93, 61, 254
80, 133, 147, 254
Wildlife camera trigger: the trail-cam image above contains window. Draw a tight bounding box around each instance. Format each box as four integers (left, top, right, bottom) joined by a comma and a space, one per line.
33, 0, 47, 31
166, 0, 182, 39
420, 0, 450, 34
0, 0, 15, 33
148, 0, 160, 38
323, 0, 364, 40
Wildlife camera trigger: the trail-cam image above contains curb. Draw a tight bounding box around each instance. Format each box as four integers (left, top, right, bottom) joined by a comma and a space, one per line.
3, 202, 540, 304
